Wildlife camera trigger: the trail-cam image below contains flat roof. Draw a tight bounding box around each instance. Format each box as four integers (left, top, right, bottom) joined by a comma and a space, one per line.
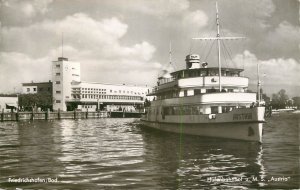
78, 81, 150, 88
22, 81, 52, 86
0, 94, 18, 97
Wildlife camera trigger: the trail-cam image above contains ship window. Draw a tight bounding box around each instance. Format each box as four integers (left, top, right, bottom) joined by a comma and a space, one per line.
194, 89, 201, 95
184, 90, 187, 97
200, 70, 207, 76
222, 106, 234, 113
207, 88, 217, 93
211, 106, 218, 114
208, 69, 218, 76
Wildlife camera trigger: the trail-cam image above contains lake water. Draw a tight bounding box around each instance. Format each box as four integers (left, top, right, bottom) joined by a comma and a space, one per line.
0, 113, 299, 189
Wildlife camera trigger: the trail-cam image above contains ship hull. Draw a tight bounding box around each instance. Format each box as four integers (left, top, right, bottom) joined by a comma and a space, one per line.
140, 120, 263, 143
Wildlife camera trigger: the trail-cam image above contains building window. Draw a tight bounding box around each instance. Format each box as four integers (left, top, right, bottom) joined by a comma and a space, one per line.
56, 65, 60, 68
56, 73, 60, 76
56, 81, 60, 84
27, 88, 30, 92
33, 88, 36, 92
56, 91, 61, 94
56, 100, 61, 103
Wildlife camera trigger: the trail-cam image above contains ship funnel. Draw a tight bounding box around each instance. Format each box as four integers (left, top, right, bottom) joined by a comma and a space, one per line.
185, 54, 200, 69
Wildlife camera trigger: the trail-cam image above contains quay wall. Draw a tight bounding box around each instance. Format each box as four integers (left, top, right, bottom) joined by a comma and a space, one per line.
0, 110, 108, 122
0, 110, 144, 122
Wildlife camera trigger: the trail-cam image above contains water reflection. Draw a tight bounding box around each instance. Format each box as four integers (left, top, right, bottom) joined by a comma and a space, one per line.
0, 120, 64, 189
140, 127, 267, 189
56, 119, 146, 188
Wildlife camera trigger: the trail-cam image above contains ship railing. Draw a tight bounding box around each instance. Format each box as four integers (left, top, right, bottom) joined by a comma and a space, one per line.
151, 87, 158, 93
158, 77, 175, 85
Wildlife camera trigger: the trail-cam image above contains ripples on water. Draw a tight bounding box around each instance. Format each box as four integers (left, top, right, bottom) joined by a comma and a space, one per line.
0, 113, 299, 189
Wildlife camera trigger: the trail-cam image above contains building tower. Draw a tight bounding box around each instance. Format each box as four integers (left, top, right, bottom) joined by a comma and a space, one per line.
52, 57, 81, 111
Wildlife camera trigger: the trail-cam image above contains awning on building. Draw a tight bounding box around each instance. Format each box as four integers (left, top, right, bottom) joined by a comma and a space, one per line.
6, 103, 17, 108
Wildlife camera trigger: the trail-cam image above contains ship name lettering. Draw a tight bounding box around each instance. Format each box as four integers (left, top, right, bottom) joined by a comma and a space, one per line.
233, 113, 252, 120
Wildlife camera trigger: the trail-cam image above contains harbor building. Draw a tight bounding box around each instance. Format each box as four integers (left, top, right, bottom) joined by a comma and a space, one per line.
68, 81, 149, 111
52, 57, 81, 111
22, 81, 52, 94
51, 56, 150, 111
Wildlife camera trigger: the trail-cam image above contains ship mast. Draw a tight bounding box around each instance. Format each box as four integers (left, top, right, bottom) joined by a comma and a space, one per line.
193, 1, 245, 92
257, 61, 261, 103
169, 42, 172, 65
216, 2, 222, 92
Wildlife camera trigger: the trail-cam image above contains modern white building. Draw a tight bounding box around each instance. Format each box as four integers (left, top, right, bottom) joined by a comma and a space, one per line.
68, 81, 150, 111
51, 57, 151, 111
52, 57, 81, 111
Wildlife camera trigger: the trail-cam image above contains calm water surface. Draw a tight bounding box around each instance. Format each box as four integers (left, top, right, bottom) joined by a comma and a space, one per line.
0, 113, 299, 189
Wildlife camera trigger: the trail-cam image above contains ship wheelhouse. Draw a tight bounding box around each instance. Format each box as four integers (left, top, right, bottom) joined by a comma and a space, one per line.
150, 67, 249, 100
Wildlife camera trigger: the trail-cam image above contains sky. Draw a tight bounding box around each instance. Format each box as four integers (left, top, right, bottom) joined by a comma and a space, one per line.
0, 0, 299, 97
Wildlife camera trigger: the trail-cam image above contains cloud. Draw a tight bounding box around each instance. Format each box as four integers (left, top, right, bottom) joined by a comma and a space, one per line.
120, 0, 190, 17
0, 13, 161, 93
0, 0, 53, 24
234, 50, 300, 88
264, 21, 300, 58
184, 10, 208, 28
0, 52, 51, 92
220, 0, 276, 31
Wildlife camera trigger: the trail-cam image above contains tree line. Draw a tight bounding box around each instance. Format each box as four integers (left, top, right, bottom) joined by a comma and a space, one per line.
263, 89, 300, 109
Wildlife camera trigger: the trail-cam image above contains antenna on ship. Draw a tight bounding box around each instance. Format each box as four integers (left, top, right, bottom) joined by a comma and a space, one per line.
192, 1, 245, 92
257, 61, 261, 104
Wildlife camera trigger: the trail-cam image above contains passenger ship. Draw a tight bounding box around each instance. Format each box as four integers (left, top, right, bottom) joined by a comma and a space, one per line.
141, 2, 265, 143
